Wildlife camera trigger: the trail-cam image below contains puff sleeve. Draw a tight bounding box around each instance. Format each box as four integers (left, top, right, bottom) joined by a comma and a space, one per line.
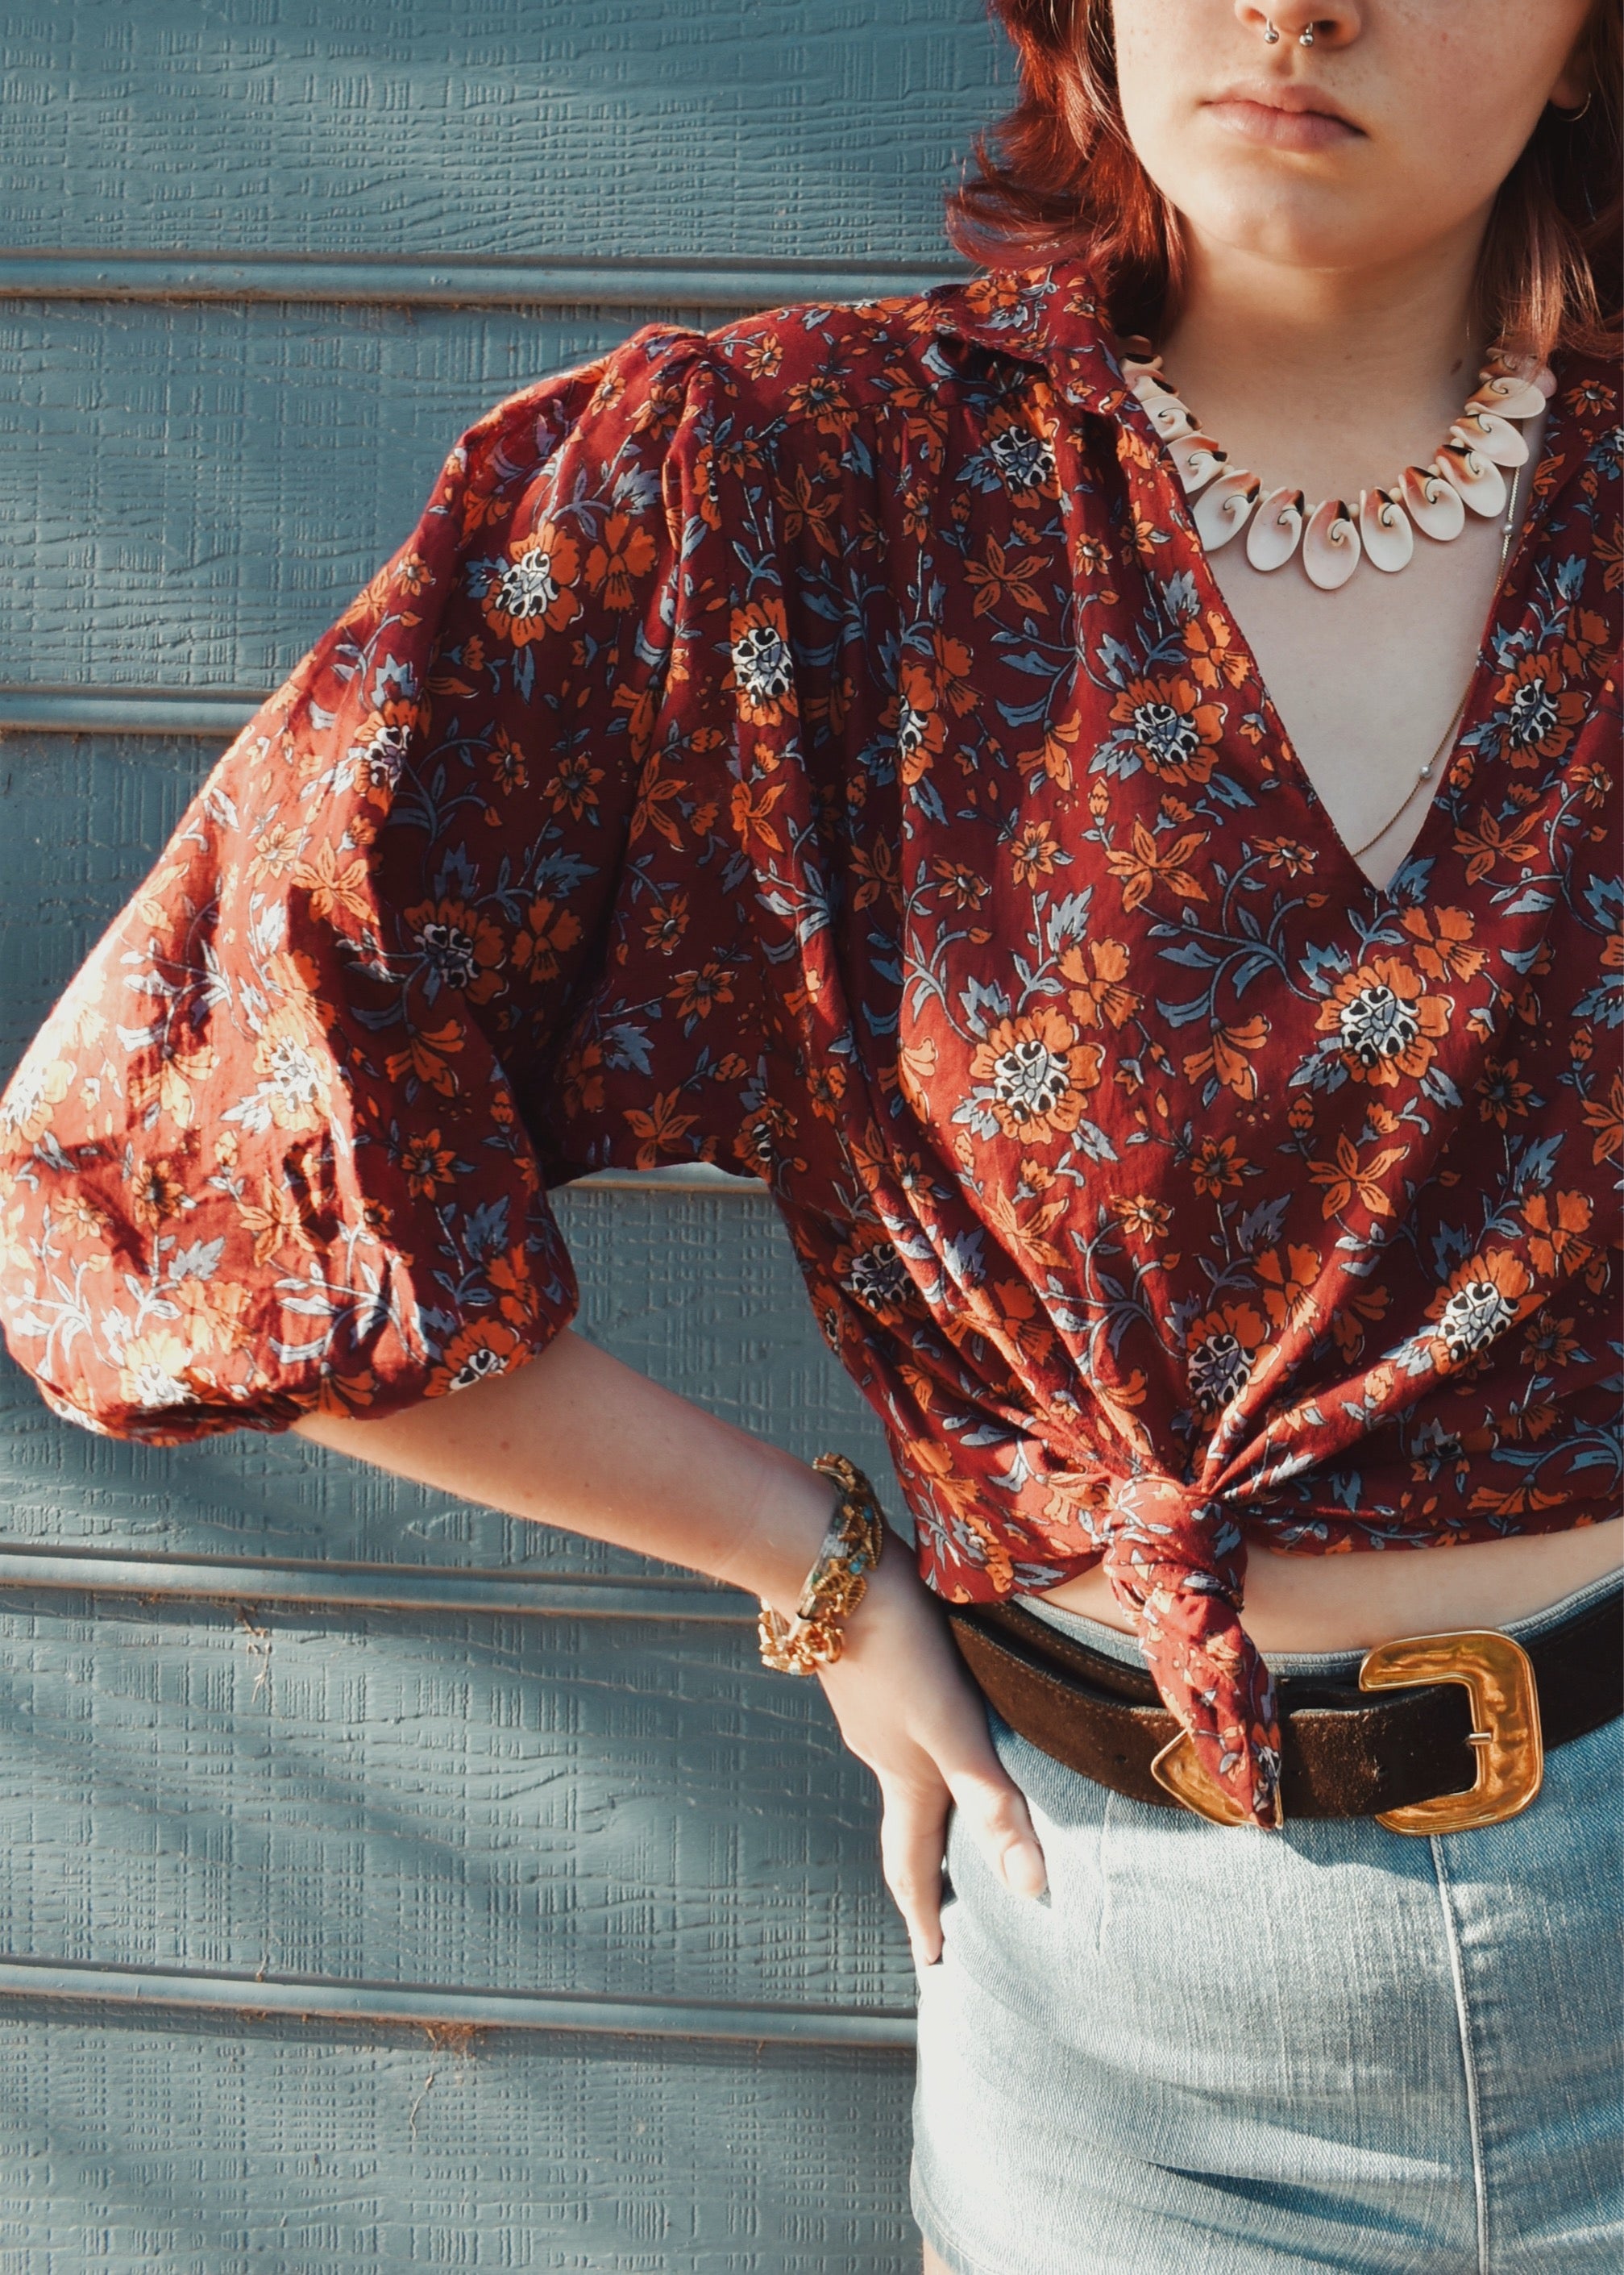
0, 324, 725, 1443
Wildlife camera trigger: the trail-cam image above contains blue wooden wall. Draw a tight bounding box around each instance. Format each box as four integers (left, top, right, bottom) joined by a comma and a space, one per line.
0, 5, 1009, 2265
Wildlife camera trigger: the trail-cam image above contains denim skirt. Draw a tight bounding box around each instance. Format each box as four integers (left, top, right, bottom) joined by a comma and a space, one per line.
911, 1570, 1623, 2275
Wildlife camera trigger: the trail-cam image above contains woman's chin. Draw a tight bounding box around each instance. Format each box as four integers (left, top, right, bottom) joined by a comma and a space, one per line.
1173, 178, 1410, 279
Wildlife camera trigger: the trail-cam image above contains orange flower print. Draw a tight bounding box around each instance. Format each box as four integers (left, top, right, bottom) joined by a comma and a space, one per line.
544, 754, 605, 822
729, 599, 798, 726
932, 633, 978, 721
116, 1330, 201, 1413
1580, 1071, 1623, 1163
1426, 1251, 1534, 1366
623, 1088, 700, 1169
248, 1004, 337, 1130
1315, 959, 1448, 1087
129, 1045, 219, 1133
54, 1193, 111, 1246
1188, 1136, 1248, 1196
127, 1155, 189, 1229
1182, 1016, 1270, 1101
559, 1038, 606, 1121
1255, 1242, 1322, 1333
0, 1055, 72, 1148
479, 521, 581, 646
894, 656, 949, 787
966, 1010, 1103, 1144
983, 405, 1058, 499
786, 372, 857, 439
430, 1318, 530, 1397
965, 533, 1047, 618
1111, 1194, 1171, 1241
1184, 1301, 1266, 1419
1522, 1308, 1580, 1370
346, 697, 422, 800
586, 510, 659, 609
1476, 1054, 1535, 1126
1522, 1188, 1593, 1278
1110, 676, 1224, 786
1009, 821, 1068, 887
1061, 938, 1141, 1028
1183, 609, 1248, 690
1493, 651, 1587, 765
1399, 905, 1486, 983
405, 897, 506, 1006
1255, 838, 1315, 875
395, 1129, 457, 1198
1306, 1133, 1407, 1218
247, 819, 305, 883
485, 727, 530, 796
669, 962, 734, 1020
642, 896, 689, 955
834, 1233, 914, 1323
1104, 820, 1209, 912
932, 859, 990, 912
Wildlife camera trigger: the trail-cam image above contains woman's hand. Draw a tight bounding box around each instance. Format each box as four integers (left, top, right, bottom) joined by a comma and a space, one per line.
291, 1331, 1044, 1968
812, 1547, 1048, 1971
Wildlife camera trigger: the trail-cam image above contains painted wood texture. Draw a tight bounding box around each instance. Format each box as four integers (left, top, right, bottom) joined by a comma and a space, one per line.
0, 302, 717, 691
0, 1590, 912, 2011
0, 2005, 919, 2272
7, 0, 1003, 261
0, 4, 1016, 2257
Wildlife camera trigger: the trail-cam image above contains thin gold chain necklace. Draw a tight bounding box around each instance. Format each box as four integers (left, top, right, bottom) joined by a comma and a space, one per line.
1343, 460, 1522, 863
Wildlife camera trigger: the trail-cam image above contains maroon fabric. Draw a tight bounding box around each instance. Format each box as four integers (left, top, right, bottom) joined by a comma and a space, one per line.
2, 261, 1618, 1823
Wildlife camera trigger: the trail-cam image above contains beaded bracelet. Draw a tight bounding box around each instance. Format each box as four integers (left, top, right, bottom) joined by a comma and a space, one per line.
757, 1452, 887, 1674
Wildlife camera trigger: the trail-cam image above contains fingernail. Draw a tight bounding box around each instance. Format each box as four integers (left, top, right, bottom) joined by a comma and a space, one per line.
1000, 1840, 1048, 1899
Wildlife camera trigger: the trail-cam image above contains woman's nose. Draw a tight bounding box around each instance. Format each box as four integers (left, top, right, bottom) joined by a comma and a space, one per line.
1233, 4, 1363, 51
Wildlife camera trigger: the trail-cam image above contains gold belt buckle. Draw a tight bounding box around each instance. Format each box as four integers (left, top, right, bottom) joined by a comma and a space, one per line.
1149, 1628, 1543, 1833
1358, 1628, 1543, 1834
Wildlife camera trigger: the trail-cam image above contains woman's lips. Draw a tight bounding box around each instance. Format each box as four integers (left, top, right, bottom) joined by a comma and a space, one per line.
1204, 97, 1362, 152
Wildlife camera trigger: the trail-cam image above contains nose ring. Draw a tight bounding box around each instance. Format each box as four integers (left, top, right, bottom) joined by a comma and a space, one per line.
1299, 21, 1317, 43
1263, 17, 1281, 40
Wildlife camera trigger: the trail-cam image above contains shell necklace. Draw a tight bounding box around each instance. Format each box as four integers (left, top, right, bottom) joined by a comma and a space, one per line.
1120, 339, 1555, 591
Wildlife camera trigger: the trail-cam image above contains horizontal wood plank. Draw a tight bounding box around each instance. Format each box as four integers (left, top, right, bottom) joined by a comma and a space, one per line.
5, 0, 1003, 261
0, 250, 965, 307
0, 732, 899, 1572
0, 300, 719, 691
0, 1591, 912, 2012
0, 2003, 918, 2270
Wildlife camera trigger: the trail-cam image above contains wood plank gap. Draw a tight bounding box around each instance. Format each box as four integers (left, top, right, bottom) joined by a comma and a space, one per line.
0, 1954, 916, 2048
0, 250, 965, 310
0, 1545, 758, 1624
0, 685, 268, 736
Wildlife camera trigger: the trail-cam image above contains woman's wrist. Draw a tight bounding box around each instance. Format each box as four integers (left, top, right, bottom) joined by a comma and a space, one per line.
712, 1445, 847, 1615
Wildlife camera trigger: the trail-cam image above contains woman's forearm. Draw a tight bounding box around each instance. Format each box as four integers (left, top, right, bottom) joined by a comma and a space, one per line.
293, 1324, 1049, 1956
289, 1326, 839, 1612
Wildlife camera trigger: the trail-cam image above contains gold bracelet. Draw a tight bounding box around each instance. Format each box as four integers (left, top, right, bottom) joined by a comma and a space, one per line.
757, 1453, 887, 1674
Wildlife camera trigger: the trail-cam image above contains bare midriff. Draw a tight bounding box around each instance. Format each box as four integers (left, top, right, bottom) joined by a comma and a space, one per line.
1037, 1514, 1624, 1653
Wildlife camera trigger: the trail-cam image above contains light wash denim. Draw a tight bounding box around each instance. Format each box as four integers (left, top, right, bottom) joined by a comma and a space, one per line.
912, 1570, 1623, 2274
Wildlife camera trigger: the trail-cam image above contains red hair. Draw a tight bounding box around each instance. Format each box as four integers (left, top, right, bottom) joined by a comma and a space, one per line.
946, 1, 1622, 360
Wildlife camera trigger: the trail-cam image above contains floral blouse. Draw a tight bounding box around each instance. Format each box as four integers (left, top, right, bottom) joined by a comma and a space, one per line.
2, 261, 1618, 1826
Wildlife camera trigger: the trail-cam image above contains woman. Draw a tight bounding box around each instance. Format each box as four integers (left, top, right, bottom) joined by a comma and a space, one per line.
1, 0, 1618, 2266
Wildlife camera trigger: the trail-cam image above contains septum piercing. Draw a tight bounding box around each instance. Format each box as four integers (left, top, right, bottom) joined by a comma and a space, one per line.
1299, 22, 1316, 44
1263, 18, 1281, 40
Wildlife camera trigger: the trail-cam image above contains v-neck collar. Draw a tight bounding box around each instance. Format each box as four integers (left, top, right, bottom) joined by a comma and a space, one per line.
924, 258, 1619, 907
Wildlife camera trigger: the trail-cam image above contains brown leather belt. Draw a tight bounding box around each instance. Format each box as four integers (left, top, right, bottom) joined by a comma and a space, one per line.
947, 1584, 1622, 1830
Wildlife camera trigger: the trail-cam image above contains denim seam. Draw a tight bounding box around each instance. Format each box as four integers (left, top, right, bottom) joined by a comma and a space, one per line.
910, 2171, 1004, 2275
1431, 1832, 1491, 2275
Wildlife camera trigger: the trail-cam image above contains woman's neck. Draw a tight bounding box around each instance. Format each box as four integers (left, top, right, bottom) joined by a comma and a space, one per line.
1153, 219, 1496, 503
